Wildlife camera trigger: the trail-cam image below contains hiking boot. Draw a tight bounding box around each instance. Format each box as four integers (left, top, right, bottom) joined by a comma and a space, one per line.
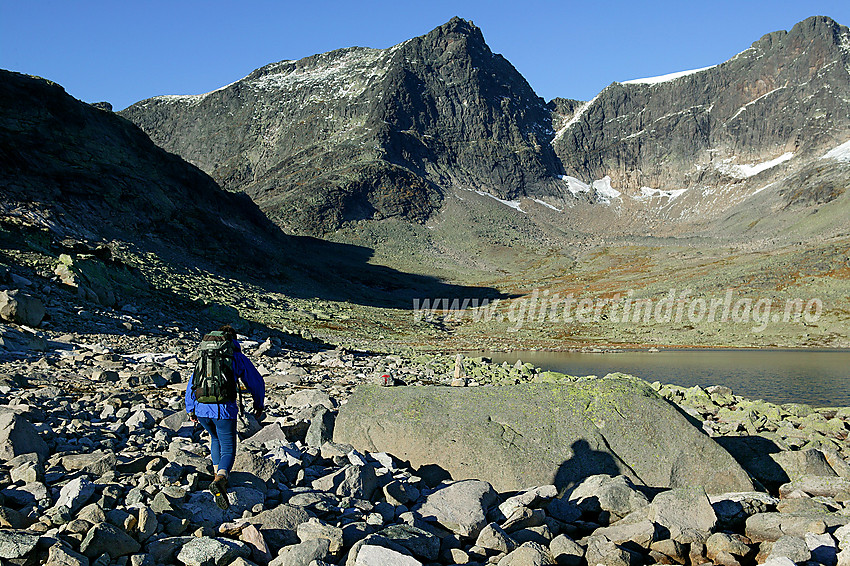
209, 474, 229, 510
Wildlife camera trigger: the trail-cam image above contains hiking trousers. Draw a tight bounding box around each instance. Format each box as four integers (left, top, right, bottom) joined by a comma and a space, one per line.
197, 416, 237, 474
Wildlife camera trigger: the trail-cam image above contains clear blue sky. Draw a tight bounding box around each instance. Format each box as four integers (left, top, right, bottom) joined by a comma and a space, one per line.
2, 0, 849, 111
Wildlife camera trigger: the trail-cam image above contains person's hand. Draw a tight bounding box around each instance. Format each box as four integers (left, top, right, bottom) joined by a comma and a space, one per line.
189, 412, 198, 423
253, 407, 264, 420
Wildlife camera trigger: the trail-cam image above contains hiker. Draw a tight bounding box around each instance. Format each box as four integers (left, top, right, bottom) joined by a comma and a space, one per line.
185, 324, 265, 509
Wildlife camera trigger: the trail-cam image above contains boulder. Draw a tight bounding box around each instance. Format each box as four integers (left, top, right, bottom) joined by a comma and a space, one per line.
778, 476, 850, 499
60, 450, 117, 475
710, 491, 777, 531
476, 522, 517, 553
837, 524, 850, 549
594, 519, 657, 548
567, 474, 649, 522
306, 407, 335, 447
771, 449, 839, 480
497, 485, 558, 521
245, 423, 291, 447
160, 410, 188, 432
0, 411, 49, 463
649, 486, 717, 541
312, 464, 377, 500
549, 534, 584, 566
176, 537, 251, 566
0, 290, 45, 327
146, 536, 194, 564
497, 541, 556, 565
375, 524, 440, 562
0, 530, 40, 560
648, 539, 688, 565
233, 452, 278, 483
744, 513, 846, 542
44, 544, 89, 566
1, 482, 48, 507
250, 504, 311, 551
415, 479, 498, 538
769, 535, 811, 563
763, 557, 797, 566
271, 538, 330, 566
501, 506, 546, 532
806, 532, 838, 566
705, 532, 752, 562
383, 480, 420, 506
240, 524, 271, 565
80, 522, 141, 558
184, 487, 265, 527
334, 380, 755, 493
286, 390, 333, 410
584, 535, 640, 566
0, 507, 32, 529
0, 324, 47, 351
54, 477, 96, 513
137, 505, 157, 543
297, 518, 345, 555
353, 544, 421, 566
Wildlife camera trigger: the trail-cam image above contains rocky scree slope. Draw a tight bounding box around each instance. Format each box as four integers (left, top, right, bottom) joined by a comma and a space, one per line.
120, 18, 564, 235
0, 70, 284, 268
0, 330, 849, 566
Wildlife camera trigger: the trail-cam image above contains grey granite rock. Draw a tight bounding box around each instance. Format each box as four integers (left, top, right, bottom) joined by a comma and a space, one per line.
416, 479, 498, 538
80, 522, 141, 559
0, 530, 40, 559
176, 537, 251, 566
0, 411, 49, 463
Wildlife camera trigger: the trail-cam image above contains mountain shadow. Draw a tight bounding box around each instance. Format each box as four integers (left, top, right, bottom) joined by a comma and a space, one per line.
0, 69, 506, 310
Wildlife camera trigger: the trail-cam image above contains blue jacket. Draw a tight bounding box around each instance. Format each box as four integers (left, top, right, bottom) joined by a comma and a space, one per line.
185, 341, 265, 420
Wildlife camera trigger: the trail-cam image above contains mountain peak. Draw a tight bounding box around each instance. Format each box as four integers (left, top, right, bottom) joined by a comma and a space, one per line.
750, 15, 848, 53
425, 17, 486, 45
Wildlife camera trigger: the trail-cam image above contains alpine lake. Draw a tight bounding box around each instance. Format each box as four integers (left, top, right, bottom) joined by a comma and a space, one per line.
478, 349, 850, 408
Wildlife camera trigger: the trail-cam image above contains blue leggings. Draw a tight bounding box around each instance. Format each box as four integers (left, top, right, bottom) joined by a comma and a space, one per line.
197, 416, 237, 474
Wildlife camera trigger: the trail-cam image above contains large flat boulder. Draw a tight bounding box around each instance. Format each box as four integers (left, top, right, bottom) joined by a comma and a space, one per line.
334, 377, 755, 493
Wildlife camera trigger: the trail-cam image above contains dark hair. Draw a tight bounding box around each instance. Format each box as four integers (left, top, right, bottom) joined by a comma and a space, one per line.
219, 324, 237, 342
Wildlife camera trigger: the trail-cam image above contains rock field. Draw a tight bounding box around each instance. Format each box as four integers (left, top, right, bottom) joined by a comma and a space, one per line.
0, 283, 849, 566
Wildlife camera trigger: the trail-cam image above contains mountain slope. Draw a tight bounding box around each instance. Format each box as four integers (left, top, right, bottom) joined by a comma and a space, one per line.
120, 18, 563, 235
552, 16, 850, 223
0, 69, 281, 265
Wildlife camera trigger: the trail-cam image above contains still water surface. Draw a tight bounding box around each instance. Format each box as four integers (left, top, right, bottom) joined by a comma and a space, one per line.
480, 350, 850, 408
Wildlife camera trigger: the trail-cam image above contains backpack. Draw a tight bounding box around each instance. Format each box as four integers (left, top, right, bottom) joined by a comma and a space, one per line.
192, 331, 236, 404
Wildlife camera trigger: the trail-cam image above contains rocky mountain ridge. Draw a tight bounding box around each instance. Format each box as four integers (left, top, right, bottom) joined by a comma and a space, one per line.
120, 18, 562, 234
119, 16, 850, 242
551, 15, 850, 230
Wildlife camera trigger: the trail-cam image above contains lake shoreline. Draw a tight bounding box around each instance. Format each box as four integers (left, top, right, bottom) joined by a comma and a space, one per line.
441, 350, 850, 408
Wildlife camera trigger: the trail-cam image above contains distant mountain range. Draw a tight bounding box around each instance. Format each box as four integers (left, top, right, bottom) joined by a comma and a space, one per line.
119, 16, 850, 245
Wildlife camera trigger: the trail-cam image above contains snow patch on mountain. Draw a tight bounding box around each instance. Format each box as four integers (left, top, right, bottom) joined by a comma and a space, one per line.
621, 65, 716, 85
532, 199, 562, 212
472, 189, 526, 213
150, 77, 248, 106
559, 175, 591, 195
821, 139, 850, 162
635, 187, 688, 200
729, 86, 787, 121
557, 175, 621, 204
715, 152, 794, 179
249, 49, 387, 99
553, 94, 600, 141
592, 177, 621, 202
